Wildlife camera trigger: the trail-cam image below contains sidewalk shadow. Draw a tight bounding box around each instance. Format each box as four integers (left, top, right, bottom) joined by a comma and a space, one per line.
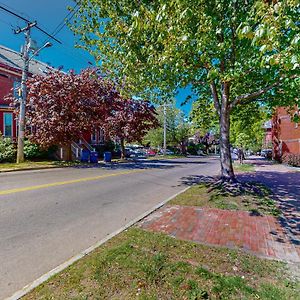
179, 172, 300, 247
243, 157, 275, 167
70, 161, 177, 170
238, 171, 300, 243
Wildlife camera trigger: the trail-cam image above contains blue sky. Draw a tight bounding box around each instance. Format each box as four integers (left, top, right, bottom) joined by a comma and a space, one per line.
0, 0, 194, 114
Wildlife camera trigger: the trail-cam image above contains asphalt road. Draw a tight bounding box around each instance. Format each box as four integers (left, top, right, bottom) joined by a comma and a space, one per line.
0, 156, 220, 299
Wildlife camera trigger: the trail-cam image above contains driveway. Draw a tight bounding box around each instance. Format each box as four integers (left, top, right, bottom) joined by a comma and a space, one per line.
0, 156, 219, 299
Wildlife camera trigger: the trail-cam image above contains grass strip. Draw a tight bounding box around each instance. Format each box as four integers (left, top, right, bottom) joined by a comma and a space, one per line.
24, 228, 299, 300
169, 182, 280, 216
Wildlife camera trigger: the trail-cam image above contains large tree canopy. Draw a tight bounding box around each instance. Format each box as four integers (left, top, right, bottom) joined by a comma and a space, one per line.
73, 0, 300, 180
25, 69, 116, 147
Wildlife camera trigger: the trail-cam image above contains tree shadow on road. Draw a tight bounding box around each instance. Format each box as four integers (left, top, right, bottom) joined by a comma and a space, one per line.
69, 157, 211, 171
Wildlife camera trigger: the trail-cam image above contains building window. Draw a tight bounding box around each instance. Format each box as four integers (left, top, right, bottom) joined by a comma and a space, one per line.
13, 80, 21, 99
4, 113, 13, 137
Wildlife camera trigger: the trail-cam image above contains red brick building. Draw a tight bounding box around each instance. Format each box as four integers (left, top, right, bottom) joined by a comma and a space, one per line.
262, 120, 272, 149
0, 45, 105, 160
272, 107, 300, 161
0, 45, 53, 140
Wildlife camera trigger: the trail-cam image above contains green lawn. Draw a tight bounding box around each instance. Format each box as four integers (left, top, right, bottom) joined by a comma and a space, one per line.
0, 158, 133, 172
24, 228, 299, 300
0, 161, 58, 171
233, 162, 255, 173
169, 182, 280, 216
0, 160, 93, 171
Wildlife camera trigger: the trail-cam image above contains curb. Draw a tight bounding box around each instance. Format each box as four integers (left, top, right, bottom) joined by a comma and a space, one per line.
0, 166, 62, 173
0, 160, 137, 174
284, 164, 300, 172
5, 186, 191, 300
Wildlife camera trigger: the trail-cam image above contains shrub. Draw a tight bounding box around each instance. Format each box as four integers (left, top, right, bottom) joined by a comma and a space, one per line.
282, 153, 300, 167
0, 137, 16, 162
24, 140, 47, 159
187, 143, 198, 155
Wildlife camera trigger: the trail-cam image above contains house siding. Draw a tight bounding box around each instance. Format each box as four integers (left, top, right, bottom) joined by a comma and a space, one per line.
272, 107, 300, 160
0, 64, 20, 138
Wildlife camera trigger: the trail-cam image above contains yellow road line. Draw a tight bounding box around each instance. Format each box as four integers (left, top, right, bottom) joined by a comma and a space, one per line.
0, 169, 145, 196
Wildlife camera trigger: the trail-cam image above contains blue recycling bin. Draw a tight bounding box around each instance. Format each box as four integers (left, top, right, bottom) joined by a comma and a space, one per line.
81, 149, 90, 162
90, 151, 98, 163
104, 151, 112, 162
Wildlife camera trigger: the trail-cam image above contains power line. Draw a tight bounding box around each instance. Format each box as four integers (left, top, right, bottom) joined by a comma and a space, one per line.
0, 1, 32, 21
0, 3, 92, 68
41, 3, 93, 67
35, 25, 61, 44
0, 4, 62, 44
50, 4, 79, 38
42, 4, 79, 47
0, 4, 29, 23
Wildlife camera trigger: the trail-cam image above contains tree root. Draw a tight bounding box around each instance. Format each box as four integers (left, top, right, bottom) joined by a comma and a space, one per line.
201, 177, 267, 197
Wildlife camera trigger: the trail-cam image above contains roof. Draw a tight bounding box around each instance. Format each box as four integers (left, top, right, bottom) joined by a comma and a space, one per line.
0, 45, 54, 76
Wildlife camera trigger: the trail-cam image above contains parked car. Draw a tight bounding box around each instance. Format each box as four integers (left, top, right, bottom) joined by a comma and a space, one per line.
130, 149, 146, 158
125, 147, 135, 158
261, 149, 272, 159
146, 149, 156, 156
159, 149, 174, 155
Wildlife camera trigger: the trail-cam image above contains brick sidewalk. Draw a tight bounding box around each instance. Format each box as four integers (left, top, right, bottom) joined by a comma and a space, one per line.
238, 157, 300, 244
140, 205, 300, 263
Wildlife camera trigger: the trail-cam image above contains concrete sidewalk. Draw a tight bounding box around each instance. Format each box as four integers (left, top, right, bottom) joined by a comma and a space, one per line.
238, 157, 300, 244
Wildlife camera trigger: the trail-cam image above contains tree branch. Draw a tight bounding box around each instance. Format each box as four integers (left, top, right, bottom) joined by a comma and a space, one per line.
230, 74, 298, 110
230, 81, 280, 110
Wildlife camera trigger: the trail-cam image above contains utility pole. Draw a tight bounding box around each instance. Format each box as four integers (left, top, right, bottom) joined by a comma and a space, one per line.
163, 103, 167, 156
15, 22, 36, 163
0, 5, 61, 163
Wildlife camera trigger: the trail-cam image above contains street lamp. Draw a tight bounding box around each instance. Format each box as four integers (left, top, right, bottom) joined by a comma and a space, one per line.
30, 41, 52, 59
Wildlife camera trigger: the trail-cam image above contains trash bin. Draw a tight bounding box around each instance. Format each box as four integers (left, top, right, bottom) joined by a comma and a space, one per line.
90, 151, 98, 163
81, 149, 90, 162
104, 151, 112, 162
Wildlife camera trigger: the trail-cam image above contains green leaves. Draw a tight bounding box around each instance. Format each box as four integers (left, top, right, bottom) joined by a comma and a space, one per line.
71, 0, 299, 168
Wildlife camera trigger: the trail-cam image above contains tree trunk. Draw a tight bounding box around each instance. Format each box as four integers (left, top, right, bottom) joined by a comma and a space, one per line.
219, 109, 235, 181
211, 81, 235, 181
120, 139, 126, 160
